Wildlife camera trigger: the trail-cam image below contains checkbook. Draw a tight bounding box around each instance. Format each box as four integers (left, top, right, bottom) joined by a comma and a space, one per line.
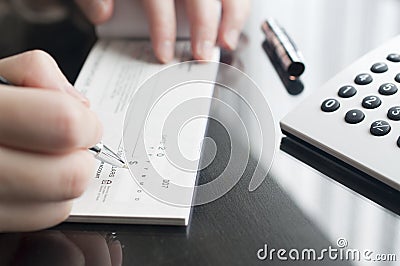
67, 0, 220, 225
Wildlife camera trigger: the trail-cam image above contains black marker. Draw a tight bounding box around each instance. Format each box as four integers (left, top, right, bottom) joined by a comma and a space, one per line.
262, 18, 305, 77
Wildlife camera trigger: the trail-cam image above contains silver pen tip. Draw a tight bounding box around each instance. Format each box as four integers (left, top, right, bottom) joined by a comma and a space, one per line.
96, 143, 127, 168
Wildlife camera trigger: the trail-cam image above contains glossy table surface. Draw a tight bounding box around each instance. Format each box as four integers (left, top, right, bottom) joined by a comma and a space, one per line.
0, 0, 399, 265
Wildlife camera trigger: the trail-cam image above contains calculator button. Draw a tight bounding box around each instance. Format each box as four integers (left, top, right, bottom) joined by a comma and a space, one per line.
345, 109, 365, 124
370, 120, 391, 136
387, 53, 400, 62
321, 99, 340, 112
378, 83, 398, 95
362, 95, 381, 109
395, 73, 400, 83
388, 106, 400, 121
338, 85, 357, 98
370, 62, 388, 73
354, 73, 373, 85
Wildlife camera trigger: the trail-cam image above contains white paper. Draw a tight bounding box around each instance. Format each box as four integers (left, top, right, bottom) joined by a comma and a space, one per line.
68, 40, 219, 225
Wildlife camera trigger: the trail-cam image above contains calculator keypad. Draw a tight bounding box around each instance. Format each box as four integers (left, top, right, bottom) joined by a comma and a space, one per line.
321, 53, 400, 144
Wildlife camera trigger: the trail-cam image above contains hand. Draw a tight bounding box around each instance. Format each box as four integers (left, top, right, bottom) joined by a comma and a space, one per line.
75, 0, 250, 62
0, 51, 102, 232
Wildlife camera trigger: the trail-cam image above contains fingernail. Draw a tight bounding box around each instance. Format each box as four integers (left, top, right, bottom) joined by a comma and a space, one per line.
196, 40, 214, 60
157, 41, 174, 63
224, 29, 240, 50
64, 83, 90, 106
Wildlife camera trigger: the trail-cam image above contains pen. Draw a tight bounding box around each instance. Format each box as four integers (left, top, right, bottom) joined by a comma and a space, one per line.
261, 18, 305, 77
0, 76, 127, 168
89, 142, 126, 168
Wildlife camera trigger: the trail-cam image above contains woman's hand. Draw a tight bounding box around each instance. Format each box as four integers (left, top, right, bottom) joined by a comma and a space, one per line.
75, 0, 250, 62
0, 50, 102, 232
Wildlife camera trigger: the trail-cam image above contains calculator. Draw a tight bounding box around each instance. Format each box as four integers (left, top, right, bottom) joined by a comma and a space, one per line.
280, 35, 400, 207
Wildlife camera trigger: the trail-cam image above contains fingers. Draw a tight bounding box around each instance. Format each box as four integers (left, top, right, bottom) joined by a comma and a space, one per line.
0, 50, 101, 233
142, 0, 176, 63
218, 0, 250, 50
0, 50, 89, 106
74, 0, 114, 24
0, 147, 95, 202
0, 201, 73, 232
74, 0, 248, 61
185, 0, 220, 60
0, 88, 102, 153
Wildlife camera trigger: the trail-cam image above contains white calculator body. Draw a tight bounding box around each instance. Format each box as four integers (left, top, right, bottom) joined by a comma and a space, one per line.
280, 35, 400, 194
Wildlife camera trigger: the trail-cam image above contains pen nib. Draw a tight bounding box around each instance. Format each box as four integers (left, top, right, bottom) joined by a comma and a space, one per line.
98, 144, 127, 168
